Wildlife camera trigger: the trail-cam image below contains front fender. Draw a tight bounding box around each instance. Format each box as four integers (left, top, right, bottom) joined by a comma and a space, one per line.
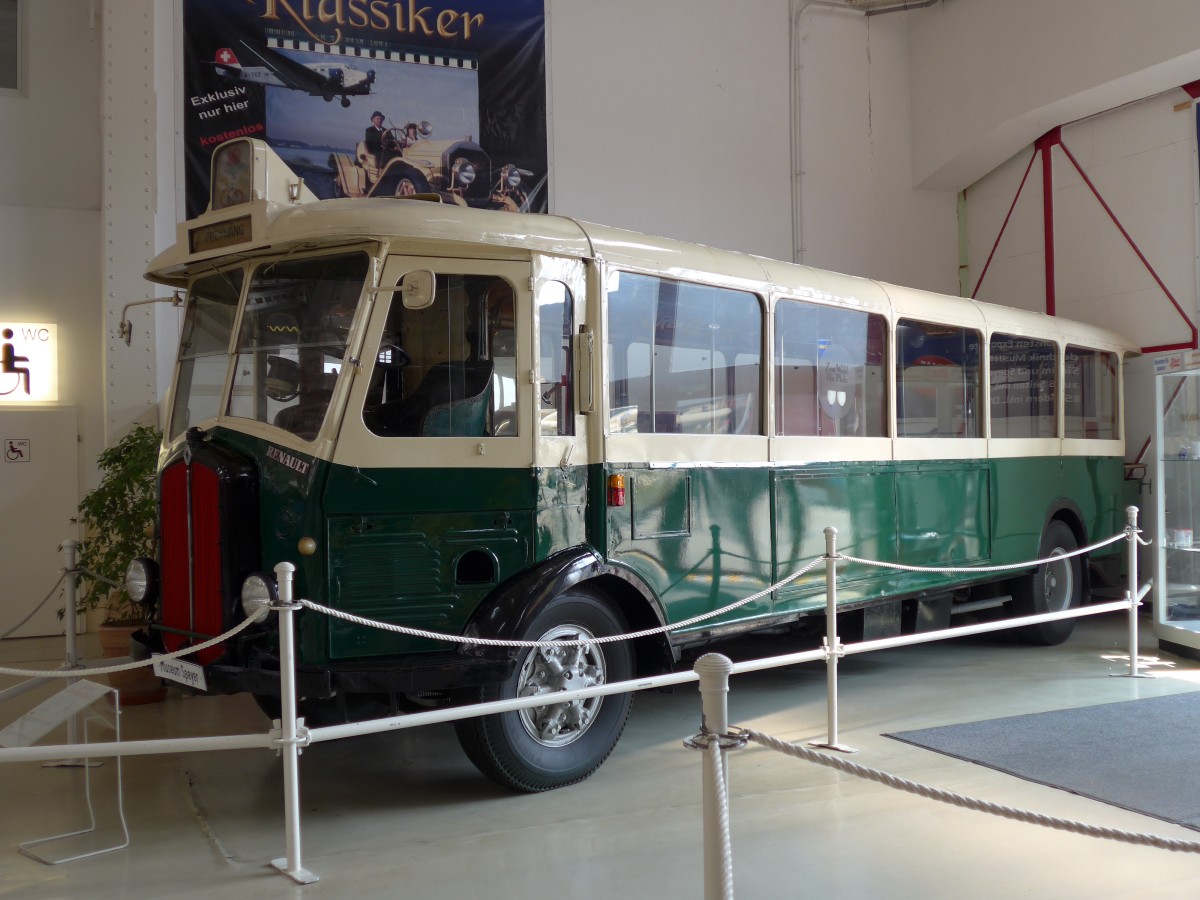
464, 546, 661, 641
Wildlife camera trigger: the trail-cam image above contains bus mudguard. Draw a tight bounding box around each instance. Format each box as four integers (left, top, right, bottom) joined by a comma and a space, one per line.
463, 545, 674, 671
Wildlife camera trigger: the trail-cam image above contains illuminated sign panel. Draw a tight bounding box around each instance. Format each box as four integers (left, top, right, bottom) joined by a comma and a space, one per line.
0, 322, 59, 403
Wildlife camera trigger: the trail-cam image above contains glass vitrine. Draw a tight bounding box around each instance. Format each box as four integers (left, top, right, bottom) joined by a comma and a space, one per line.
1154, 367, 1200, 657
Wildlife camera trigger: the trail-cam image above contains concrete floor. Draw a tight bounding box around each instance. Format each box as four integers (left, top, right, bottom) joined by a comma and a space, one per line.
3, 610, 1200, 899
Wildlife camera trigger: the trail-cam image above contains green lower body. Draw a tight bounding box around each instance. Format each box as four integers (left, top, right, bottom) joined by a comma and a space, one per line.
242, 448, 1123, 662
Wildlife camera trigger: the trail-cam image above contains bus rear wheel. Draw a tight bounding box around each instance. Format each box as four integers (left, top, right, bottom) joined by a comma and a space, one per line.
455, 589, 634, 792
1009, 519, 1082, 645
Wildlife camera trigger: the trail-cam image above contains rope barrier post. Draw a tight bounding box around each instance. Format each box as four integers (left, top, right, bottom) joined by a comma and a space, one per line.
61, 540, 81, 749
811, 527, 855, 753
1118, 505, 1151, 679
269, 562, 318, 885
692, 653, 735, 900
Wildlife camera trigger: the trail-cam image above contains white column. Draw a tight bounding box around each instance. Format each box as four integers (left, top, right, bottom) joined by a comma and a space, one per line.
101, 0, 182, 440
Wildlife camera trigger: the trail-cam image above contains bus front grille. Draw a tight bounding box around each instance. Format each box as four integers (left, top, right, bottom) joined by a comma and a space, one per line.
158, 445, 260, 667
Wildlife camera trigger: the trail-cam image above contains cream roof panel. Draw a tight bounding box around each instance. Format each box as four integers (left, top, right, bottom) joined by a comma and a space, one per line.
144, 180, 1137, 358
147, 200, 595, 285
764, 262, 893, 314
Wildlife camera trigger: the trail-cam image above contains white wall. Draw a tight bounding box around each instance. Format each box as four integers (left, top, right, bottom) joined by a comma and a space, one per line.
791, 3, 957, 292
0, 0, 104, 493
101, 0, 172, 441
547, 1, 959, 292
910, 0, 1200, 191
0, 1, 101, 209
963, 88, 1199, 542
965, 94, 1197, 339
546, 0, 794, 261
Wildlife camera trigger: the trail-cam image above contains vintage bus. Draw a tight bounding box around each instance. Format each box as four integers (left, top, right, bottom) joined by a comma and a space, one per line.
126, 138, 1134, 792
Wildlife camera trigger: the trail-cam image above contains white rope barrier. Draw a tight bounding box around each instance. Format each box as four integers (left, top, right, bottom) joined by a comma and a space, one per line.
298, 556, 827, 649
0, 570, 70, 641
740, 727, 1200, 854
297, 523, 1144, 653
0, 616, 259, 679
709, 739, 735, 900
838, 527, 1132, 574
0, 516, 1151, 890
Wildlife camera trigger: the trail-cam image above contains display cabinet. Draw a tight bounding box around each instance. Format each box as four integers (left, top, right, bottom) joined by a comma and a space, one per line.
1154, 367, 1200, 658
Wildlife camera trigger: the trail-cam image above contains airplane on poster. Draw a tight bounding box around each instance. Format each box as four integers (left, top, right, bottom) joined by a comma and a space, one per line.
211, 40, 375, 108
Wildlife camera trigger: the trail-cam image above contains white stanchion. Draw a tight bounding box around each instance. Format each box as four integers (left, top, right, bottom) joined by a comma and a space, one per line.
58, 540, 86, 763
1119, 506, 1151, 679
692, 653, 735, 900
812, 527, 854, 753
270, 562, 318, 885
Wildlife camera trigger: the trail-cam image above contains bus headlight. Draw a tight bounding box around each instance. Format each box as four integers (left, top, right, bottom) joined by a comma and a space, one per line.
125, 557, 159, 608
241, 573, 278, 623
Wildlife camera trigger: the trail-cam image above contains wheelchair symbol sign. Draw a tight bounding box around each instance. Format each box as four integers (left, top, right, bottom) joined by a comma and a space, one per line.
5, 439, 29, 462
0, 323, 57, 402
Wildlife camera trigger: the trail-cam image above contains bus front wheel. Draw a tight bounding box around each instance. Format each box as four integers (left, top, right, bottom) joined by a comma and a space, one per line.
455, 589, 634, 792
1009, 519, 1082, 645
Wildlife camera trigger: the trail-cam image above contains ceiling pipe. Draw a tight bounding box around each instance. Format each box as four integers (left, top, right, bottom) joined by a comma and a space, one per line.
789, 0, 939, 264
862, 0, 939, 16
789, 0, 860, 264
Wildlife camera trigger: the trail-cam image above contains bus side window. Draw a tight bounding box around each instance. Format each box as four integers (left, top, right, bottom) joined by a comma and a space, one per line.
537, 281, 574, 436
362, 273, 516, 437
1064, 346, 1118, 439
990, 334, 1056, 438
896, 320, 981, 438
774, 299, 887, 437
606, 272, 762, 434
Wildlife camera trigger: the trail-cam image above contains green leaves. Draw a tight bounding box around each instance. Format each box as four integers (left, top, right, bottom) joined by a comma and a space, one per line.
75, 424, 161, 624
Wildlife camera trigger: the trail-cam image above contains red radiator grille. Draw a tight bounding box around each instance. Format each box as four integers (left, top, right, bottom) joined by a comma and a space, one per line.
160, 460, 226, 664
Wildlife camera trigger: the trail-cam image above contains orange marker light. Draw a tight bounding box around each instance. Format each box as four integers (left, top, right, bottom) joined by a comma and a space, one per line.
607, 474, 626, 507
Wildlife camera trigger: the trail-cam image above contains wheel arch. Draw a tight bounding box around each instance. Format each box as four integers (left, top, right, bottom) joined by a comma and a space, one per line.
463, 546, 676, 677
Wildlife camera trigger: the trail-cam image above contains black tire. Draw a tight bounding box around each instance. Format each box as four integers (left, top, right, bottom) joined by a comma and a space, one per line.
1009, 519, 1082, 645
455, 589, 634, 792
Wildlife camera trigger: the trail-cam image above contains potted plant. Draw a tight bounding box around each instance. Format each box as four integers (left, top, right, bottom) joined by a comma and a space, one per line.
74, 422, 165, 703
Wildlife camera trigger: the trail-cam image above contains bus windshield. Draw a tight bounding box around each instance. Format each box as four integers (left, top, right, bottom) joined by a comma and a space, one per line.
168, 252, 370, 441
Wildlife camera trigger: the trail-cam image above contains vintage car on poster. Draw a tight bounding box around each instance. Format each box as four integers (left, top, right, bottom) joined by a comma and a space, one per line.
328, 122, 536, 211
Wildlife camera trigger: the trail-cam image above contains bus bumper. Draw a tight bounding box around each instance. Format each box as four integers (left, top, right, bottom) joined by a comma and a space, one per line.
131, 629, 516, 699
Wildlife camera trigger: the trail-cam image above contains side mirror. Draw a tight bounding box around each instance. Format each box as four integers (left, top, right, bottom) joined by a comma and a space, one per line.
400, 270, 436, 310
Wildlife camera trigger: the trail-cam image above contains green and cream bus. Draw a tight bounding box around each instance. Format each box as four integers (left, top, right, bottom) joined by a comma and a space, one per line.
128, 138, 1134, 791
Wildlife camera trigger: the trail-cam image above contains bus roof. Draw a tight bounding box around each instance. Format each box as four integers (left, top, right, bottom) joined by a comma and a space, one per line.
148, 152, 1135, 356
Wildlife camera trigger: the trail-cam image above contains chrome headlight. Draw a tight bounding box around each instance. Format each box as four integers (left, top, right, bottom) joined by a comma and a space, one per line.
455, 162, 476, 187
505, 167, 522, 188
125, 557, 159, 607
241, 573, 278, 624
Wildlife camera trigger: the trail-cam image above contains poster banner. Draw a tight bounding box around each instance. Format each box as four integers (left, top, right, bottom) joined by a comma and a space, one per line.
182, 1, 547, 219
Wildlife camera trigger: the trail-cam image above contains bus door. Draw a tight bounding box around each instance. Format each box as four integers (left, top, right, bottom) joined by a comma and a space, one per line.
320, 255, 536, 659
530, 255, 589, 557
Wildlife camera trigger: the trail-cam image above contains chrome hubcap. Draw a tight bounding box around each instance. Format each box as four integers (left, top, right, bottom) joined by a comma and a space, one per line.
1043, 546, 1074, 612
516, 624, 605, 747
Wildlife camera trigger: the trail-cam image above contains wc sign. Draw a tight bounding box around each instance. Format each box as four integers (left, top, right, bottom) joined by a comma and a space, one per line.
0, 322, 58, 403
